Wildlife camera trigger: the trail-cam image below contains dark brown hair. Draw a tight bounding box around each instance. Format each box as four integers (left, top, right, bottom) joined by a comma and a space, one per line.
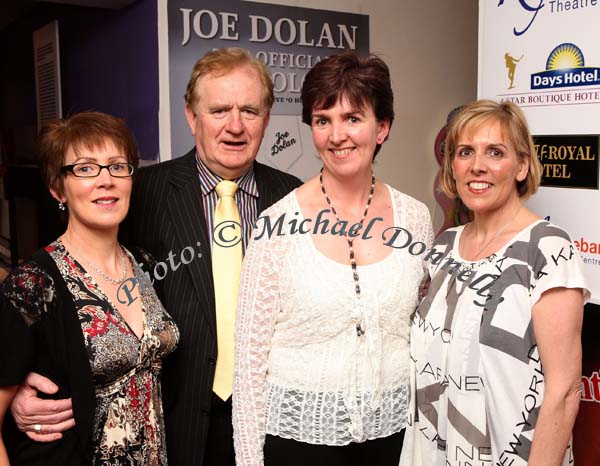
301, 51, 394, 157
39, 111, 139, 196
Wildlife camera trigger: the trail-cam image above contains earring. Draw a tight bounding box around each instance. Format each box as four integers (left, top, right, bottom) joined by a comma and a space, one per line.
58, 201, 66, 211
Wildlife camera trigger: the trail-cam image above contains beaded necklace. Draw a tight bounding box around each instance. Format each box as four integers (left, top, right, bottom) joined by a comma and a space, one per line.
319, 168, 376, 336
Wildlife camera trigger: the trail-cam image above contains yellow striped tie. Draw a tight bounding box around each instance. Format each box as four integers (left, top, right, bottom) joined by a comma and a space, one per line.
212, 180, 243, 400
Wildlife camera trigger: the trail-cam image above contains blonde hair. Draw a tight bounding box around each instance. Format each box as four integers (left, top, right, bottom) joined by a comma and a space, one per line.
440, 99, 542, 199
184, 47, 274, 112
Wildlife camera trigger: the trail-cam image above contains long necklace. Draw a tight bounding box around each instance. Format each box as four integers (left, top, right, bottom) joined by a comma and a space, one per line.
319, 168, 376, 337
62, 235, 128, 285
463, 204, 522, 261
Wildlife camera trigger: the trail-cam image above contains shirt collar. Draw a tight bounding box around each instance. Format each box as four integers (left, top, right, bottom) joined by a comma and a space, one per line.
195, 152, 258, 198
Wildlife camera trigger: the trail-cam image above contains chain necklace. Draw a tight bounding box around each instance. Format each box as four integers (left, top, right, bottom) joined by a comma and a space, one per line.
462, 204, 522, 261
319, 168, 376, 337
62, 236, 128, 285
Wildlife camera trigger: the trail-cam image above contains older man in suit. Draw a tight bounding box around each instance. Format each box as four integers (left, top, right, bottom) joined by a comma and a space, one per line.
9, 48, 301, 466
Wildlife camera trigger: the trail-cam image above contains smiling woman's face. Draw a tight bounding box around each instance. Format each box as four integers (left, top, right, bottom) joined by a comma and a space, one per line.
451, 120, 529, 216
54, 139, 132, 235
310, 96, 390, 180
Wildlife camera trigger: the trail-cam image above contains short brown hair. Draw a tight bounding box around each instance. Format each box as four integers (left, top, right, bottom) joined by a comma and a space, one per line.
184, 47, 274, 112
441, 99, 542, 199
39, 111, 139, 196
301, 51, 394, 157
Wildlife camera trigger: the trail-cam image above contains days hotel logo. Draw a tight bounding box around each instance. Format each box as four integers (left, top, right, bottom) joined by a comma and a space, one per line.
531, 43, 600, 90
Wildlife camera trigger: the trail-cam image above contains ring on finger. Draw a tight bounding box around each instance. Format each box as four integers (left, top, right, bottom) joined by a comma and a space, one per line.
33, 424, 42, 433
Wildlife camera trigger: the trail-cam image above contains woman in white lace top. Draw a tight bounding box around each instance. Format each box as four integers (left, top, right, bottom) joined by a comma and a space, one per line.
233, 51, 433, 466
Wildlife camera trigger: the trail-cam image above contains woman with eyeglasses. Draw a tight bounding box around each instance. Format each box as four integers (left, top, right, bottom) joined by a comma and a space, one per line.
0, 112, 179, 466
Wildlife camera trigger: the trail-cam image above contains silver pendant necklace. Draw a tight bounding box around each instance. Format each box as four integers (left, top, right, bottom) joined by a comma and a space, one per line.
62, 236, 128, 285
319, 168, 375, 337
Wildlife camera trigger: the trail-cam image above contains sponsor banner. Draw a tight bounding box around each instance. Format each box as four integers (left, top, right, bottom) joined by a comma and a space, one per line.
159, 0, 369, 179
533, 135, 599, 188
479, 3, 600, 129
574, 303, 600, 465
478, 1, 600, 304
479, 3, 600, 463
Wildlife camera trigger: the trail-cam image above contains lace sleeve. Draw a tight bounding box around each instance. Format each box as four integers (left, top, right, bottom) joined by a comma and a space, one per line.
233, 206, 287, 466
394, 189, 434, 270
416, 202, 434, 271
0, 261, 55, 386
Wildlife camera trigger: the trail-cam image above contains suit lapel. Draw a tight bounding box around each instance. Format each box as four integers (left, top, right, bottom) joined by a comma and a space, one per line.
254, 162, 277, 214
166, 151, 216, 339
161, 159, 288, 341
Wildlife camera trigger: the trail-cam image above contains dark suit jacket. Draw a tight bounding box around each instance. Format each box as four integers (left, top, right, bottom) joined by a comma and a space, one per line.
121, 149, 301, 466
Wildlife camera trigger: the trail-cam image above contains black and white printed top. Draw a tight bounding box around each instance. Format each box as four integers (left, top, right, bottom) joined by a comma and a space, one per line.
401, 220, 589, 466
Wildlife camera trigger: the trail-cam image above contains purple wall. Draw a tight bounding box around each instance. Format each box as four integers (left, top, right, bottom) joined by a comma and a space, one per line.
0, 0, 159, 160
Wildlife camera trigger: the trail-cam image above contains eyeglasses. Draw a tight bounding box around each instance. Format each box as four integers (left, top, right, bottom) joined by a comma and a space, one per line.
61, 163, 135, 178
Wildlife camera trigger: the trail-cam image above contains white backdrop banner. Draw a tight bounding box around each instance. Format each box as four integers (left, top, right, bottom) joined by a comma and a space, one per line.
479, 0, 600, 304
158, 0, 369, 180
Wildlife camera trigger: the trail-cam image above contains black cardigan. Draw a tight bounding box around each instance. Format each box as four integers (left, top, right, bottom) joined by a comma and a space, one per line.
1, 247, 149, 466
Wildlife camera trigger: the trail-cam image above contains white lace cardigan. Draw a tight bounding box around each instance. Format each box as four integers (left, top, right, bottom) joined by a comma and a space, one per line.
233, 186, 433, 466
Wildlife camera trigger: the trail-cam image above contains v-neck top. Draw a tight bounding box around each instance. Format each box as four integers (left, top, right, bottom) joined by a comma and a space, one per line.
0, 240, 179, 466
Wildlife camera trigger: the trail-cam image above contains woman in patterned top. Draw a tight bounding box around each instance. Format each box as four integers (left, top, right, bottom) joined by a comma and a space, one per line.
0, 112, 179, 466
233, 51, 433, 466
401, 100, 589, 466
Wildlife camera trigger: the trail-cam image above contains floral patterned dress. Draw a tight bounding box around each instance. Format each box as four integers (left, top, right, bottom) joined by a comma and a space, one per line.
2, 239, 179, 466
